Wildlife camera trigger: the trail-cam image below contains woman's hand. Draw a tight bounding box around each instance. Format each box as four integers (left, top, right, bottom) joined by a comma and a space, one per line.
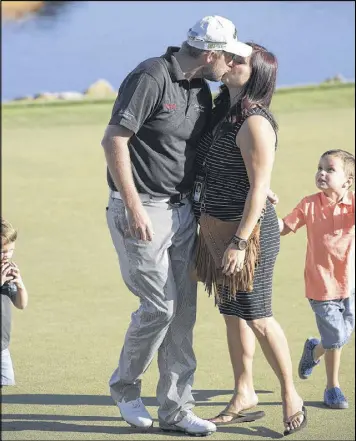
222, 244, 246, 276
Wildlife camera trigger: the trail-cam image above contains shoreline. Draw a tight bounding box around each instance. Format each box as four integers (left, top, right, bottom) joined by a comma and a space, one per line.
2, 81, 354, 108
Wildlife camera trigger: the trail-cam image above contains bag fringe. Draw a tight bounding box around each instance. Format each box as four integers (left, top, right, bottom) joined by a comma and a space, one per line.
195, 214, 261, 305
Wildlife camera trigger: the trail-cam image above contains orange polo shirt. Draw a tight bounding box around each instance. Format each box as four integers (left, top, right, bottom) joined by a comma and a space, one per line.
283, 191, 355, 301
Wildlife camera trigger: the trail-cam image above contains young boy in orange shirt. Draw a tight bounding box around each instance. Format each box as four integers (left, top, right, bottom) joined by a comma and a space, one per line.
279, 149, 355, 409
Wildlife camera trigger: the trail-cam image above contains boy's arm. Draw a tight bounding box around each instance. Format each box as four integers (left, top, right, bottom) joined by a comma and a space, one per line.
9, 263, 28, 310
278, 218, 293, 236
267, 190, 299, 235
1, 261, 14, 287
279, 198, 307, 237
266, 189, 294, 234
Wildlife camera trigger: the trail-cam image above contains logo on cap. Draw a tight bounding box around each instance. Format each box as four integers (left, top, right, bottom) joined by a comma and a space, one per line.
207, 42, 224, 49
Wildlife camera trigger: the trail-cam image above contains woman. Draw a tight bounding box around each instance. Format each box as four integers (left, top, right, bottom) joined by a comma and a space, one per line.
192, 43, 306, 436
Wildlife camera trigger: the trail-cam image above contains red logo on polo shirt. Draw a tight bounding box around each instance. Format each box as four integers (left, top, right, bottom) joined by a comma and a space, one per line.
163, 103, 177, 111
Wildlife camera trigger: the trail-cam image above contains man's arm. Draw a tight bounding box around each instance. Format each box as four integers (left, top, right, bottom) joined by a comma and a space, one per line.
101, 71, 162, 241
101, 125, 154, 241
101, 125, 142, 211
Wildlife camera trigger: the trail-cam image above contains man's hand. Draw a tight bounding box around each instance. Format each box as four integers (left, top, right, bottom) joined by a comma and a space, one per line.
222, 244, 246, 276
126, 205, 154, 242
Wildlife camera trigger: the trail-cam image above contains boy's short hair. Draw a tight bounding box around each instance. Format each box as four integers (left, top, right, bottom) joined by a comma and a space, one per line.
1, 218, 18, 244
321, 149, 355, 181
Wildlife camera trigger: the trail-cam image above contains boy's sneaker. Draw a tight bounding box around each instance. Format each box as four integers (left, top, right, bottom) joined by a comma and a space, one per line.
116, 398, 153, 428
159, 411, 217, 436
298, 337, 320, 379
324, 387, 349, 409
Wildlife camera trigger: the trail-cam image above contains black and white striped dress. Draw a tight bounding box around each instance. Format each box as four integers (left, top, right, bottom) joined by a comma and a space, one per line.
193, 108, 280, 320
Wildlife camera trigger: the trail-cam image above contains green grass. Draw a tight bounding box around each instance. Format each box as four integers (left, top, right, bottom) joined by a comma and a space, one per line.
1, 84, 355, 440
2, 82, 354, 129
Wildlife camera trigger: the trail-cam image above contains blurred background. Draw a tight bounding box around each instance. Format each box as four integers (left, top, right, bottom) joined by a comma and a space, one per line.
2, 1, 355, 101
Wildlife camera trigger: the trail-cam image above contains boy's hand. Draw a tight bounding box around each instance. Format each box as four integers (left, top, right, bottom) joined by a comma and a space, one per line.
7, 262, 25, 289
1, 262, 15, 287
279, 218, 293, 236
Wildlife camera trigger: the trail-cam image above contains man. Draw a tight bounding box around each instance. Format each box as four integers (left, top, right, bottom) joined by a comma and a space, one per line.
101, 15, 252, 436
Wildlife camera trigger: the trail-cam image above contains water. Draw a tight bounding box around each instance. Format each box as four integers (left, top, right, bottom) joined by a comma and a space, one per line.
2, 1, 355, 101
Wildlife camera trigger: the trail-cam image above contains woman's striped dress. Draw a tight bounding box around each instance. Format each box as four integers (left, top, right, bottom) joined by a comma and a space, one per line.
192, 108, 280, 320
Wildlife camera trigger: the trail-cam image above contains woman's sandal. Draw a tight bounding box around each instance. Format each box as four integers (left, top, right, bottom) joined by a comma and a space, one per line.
210, 409, 265, 426
283, 405, 307, 436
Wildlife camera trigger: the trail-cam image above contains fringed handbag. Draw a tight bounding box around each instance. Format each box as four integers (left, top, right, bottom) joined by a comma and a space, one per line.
194, 212, 262, 304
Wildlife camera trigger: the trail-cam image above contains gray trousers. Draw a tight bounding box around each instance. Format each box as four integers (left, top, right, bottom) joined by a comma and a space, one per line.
106, 193, 198, 424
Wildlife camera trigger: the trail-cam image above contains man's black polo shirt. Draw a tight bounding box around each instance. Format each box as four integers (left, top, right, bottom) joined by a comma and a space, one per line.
107, 46, 212, 197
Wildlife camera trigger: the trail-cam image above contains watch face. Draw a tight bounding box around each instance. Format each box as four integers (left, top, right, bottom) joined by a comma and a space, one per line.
239, 240, 247, 250
232, 236, 248, 250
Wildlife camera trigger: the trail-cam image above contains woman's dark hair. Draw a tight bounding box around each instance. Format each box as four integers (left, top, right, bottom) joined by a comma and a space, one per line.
213, 42, 278, 131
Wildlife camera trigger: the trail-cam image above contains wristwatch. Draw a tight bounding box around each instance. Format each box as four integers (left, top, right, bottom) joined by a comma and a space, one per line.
231, 235, 248, 250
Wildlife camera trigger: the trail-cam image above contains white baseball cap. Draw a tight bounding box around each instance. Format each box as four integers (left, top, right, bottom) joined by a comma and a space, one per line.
187, 15, 252, 58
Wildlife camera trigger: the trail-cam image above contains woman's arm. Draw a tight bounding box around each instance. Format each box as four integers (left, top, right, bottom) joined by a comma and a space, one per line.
221, 115, 276, 276
235, 114, 276, 240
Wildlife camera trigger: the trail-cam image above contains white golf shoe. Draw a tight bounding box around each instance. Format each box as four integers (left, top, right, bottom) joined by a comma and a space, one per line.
117, 398, 153, 428
160, 411, 217, 436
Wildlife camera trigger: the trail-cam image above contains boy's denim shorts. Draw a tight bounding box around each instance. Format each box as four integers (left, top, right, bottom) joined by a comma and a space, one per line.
309, 290, 355, 349
1, 348, 15, 386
